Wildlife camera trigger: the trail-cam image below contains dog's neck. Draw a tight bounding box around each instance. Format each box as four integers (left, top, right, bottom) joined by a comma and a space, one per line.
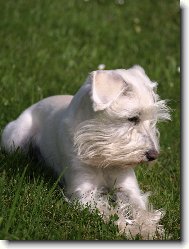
66, 82, 95, 130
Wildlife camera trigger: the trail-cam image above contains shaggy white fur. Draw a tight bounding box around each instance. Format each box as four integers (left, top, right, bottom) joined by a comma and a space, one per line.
1, 65, 170, 239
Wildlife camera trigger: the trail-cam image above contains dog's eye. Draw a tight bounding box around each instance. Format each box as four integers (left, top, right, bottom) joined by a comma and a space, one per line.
128, 116, 140, 124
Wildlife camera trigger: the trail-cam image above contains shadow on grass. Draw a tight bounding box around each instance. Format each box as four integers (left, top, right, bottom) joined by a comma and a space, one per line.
0, 147, 58, 187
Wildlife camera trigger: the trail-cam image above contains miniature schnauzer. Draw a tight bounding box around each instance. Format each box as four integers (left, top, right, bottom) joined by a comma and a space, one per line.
1, 65, 170, 239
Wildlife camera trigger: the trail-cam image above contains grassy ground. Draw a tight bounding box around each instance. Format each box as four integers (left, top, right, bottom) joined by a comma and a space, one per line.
0, 0, 180, 240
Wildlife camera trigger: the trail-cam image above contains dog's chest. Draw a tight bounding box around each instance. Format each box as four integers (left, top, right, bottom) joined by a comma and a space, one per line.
94, 168, 119, 191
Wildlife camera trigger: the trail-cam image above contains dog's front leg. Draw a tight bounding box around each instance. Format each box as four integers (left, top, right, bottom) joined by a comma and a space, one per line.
65, 168, 111, 217
115, 168, 148, 210
69, 182, 97, 206
112, 168, 164, 239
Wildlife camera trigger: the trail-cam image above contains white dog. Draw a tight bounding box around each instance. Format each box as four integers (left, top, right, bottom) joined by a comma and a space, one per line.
1, 65, 170, 239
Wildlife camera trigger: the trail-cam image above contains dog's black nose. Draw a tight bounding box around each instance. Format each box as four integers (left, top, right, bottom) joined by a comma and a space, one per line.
146, 149, 159, 161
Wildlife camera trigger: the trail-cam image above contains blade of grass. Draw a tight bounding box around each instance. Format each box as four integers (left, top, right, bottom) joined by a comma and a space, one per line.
4, 165, 28, 236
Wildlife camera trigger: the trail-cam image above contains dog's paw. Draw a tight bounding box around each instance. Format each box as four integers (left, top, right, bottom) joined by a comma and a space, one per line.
116, 208, 165, 240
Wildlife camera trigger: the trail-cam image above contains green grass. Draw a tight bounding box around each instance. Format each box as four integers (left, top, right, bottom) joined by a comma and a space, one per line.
0, 0, 180, 240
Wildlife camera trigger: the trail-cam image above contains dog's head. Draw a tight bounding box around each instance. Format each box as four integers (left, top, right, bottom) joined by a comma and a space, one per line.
74, 65, 171, 168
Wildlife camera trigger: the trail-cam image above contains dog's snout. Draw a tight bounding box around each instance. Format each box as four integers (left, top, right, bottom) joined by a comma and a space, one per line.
146, 149, 159, 161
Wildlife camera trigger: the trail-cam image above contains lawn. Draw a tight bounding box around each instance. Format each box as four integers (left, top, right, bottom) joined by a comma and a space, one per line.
0, 0, 180, 240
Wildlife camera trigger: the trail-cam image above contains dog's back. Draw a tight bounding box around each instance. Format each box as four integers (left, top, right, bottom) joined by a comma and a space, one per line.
1, 95, 73, 153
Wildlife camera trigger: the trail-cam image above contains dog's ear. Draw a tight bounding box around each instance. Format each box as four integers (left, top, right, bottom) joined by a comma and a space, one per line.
132, 65, 157, 90
91, 70, 125, 111
132, 65, 146, 76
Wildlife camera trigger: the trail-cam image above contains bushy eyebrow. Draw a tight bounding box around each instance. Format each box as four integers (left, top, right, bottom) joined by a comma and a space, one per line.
154, 100, 171, 121
105, 97, 171, 123
125, 100, 171, 122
